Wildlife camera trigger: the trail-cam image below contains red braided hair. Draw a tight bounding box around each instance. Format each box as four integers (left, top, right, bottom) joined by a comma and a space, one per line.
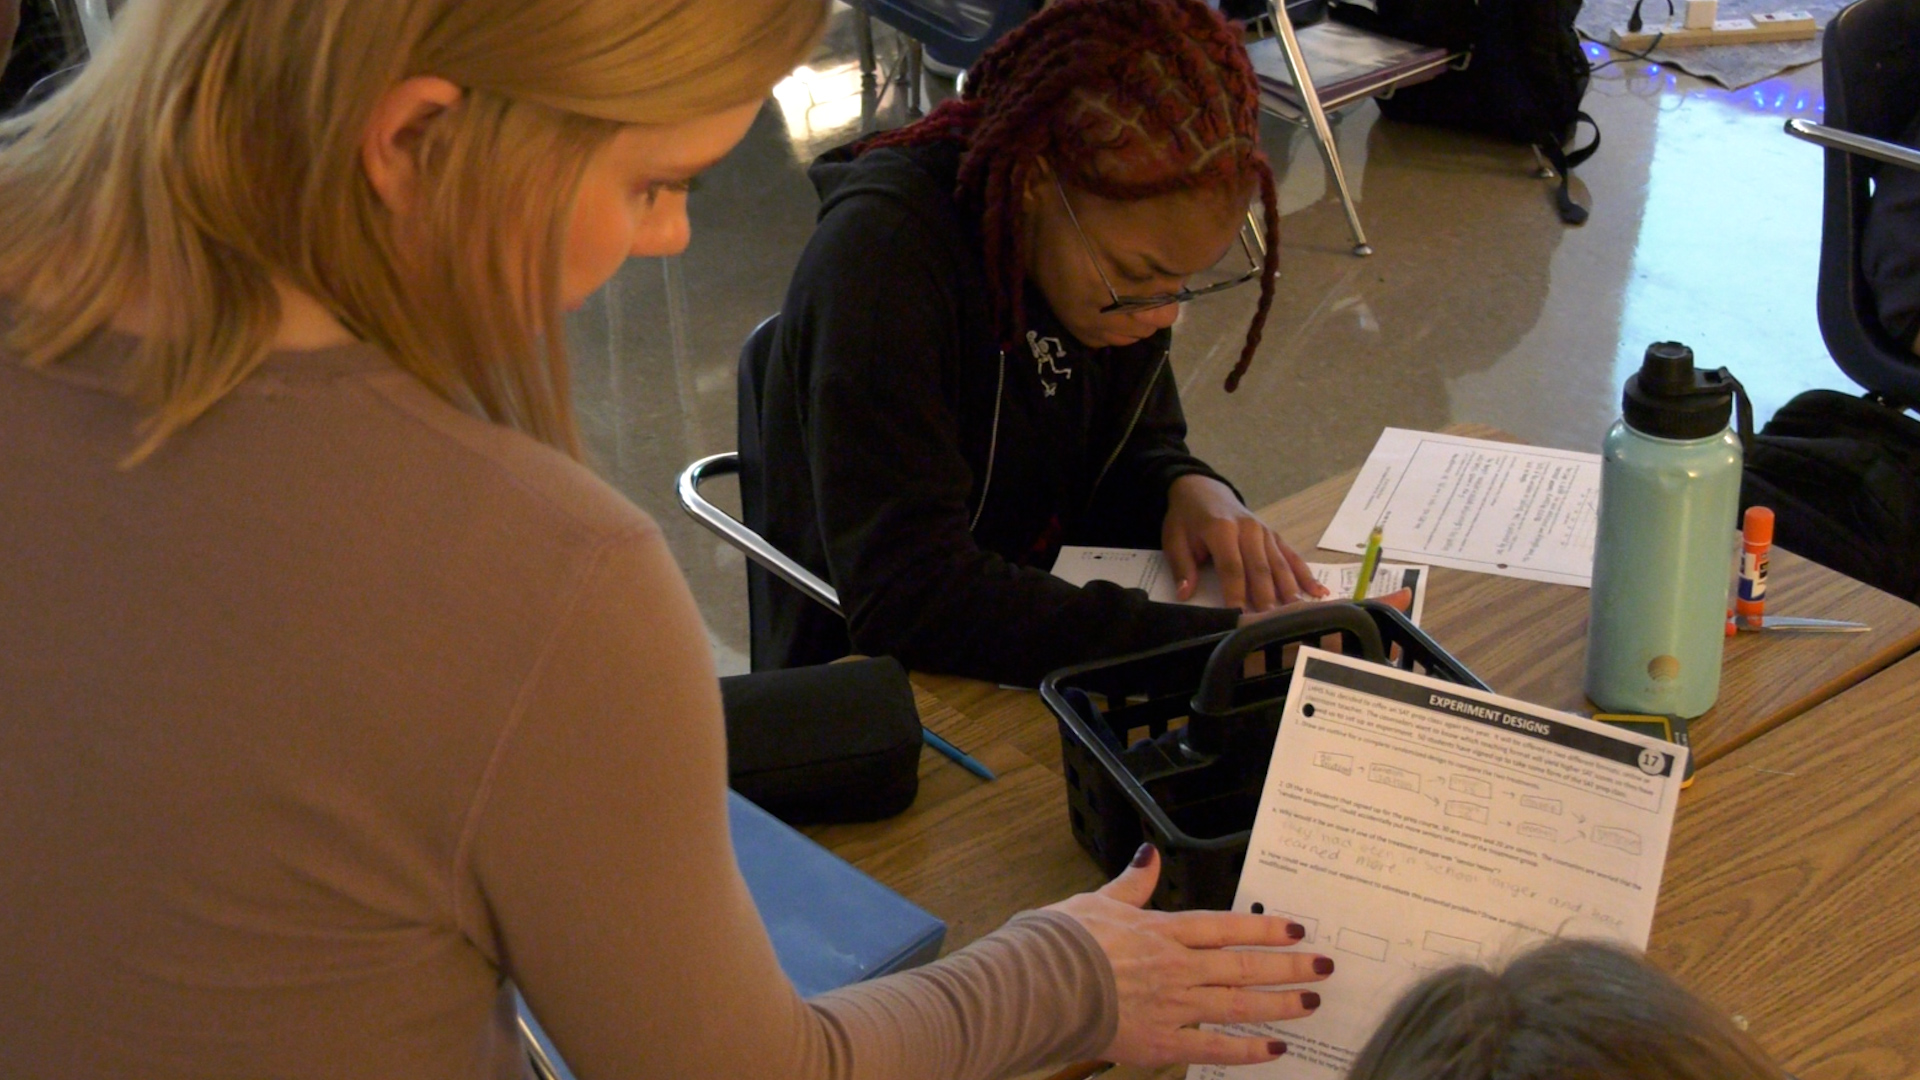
861, 0, 1279, 392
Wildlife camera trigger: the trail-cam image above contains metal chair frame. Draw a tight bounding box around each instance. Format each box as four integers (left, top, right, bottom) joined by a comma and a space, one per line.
1251, 1, 1466, 258
677, 452, 844, 617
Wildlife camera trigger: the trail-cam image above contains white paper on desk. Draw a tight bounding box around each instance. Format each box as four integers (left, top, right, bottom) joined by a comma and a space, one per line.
1049, 546, 1429, 625
1320, 428, 1601, 588
1188, 649, 1684, 1080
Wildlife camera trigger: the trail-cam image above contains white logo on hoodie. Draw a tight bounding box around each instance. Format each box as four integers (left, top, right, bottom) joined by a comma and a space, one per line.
1027, 331, 1071, 398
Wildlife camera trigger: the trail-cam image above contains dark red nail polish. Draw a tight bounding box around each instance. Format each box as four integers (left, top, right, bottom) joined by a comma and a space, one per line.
1267, 1041, 1288, 1056
1131, 843, 1155, 868
1313, 957, 1335, 975
1287, 922, 1306, 939
1301, 991, 1321, 1010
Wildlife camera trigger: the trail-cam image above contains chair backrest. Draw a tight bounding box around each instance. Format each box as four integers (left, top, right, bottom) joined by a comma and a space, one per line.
1817, 0, 1920, 409
859, 0, 1034, 69
736, 313, 779, 539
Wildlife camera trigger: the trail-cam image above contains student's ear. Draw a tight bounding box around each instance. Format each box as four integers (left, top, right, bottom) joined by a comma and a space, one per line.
360, 76, 464, 215
1021, 157, 1056, 218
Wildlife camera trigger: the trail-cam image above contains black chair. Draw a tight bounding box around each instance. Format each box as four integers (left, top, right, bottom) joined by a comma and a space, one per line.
1783, 0, 1920, 409
677, 321, 995, 778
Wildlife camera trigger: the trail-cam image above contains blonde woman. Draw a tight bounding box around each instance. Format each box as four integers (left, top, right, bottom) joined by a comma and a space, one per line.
1, 1, 19, 75
0, 1, 1333, 1077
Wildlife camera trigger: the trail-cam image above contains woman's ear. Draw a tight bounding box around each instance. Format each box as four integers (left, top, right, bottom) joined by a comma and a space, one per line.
360, 76, 464, 215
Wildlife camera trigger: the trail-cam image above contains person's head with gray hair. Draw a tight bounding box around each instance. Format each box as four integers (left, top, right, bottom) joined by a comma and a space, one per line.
1346, 938, 1786, 1080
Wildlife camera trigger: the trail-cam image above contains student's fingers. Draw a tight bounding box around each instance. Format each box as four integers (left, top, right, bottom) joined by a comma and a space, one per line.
1273, 531, 1327, 599
1236, 597, 1333, 628
1370, 586, 1414, 614
1164, 538, 1201, 602
1238, 523, 1278, 612
1262, 531, 1308, 604
1210, 523, 1248, 609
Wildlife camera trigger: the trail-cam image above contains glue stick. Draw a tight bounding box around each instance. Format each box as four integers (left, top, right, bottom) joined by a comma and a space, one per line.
1736, 506, 1773, 628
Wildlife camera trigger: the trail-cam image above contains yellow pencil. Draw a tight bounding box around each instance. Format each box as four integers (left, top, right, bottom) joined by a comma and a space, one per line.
1352, 526, 1384, 601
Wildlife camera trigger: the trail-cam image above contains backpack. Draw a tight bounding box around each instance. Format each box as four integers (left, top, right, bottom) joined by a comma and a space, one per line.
1222, 0, 1331, 25
1741, 390, 1920, 602
1330, 0, 1600, 225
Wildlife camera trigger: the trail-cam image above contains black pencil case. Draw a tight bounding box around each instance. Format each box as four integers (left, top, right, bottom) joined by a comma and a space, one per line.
722, 656, 922, 825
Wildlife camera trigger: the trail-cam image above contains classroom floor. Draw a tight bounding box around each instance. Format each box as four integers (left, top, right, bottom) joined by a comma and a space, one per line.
564, 6, 1837, 675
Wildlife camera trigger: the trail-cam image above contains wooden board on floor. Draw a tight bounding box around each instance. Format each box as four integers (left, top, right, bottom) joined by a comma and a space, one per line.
1611, 11, 1817, 50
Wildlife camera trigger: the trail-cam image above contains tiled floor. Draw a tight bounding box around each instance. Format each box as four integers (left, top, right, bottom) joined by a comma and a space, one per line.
564, 7, 1841, 675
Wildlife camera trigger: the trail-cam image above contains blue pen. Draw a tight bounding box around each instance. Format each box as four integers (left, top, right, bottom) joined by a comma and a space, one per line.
923, 729, 996, 781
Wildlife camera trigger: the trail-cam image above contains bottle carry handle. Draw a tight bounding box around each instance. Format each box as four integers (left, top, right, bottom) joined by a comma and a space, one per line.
1697, 367, 1756, 453
1724, 369, 1755, 454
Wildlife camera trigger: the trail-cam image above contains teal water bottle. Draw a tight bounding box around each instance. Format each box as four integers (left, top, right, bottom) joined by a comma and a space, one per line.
1585, 343, 1752, 719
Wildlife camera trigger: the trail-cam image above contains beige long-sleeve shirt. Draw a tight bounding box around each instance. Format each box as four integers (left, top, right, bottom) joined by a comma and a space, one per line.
0, 318, 1117, 1079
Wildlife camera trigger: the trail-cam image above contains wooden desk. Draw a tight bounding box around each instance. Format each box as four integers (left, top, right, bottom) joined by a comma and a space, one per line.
1649, 654, 1920, 1080
1248, 424, 1920, 769
806, 424, 1920, 1075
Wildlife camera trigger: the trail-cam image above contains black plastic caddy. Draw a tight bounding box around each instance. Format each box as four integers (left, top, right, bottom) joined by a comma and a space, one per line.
1040, 601, 1489, 912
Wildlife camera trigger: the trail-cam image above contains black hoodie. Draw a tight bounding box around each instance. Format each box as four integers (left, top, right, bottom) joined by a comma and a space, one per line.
748, 141, 1243, 686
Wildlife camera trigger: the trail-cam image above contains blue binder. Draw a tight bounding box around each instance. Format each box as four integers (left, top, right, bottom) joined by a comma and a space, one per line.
517, 793, 947, 1080
727, 790, 948, 996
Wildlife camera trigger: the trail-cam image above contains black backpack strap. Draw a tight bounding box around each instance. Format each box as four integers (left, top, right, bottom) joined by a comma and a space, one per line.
1538, 140, 1587, 225
1564, 110, 1600, 168
1539, 111, 1600, 225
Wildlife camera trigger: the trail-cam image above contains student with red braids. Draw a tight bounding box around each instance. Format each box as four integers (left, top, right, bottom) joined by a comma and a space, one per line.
753, 0, 1328, 685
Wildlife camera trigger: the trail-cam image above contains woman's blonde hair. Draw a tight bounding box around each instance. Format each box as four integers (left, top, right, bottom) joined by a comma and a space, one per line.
0, 0, 825, 461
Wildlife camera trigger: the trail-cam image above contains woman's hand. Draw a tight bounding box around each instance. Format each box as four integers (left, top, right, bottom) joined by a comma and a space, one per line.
1045, 845, 1332, 1068
1163, 475, 1328, 613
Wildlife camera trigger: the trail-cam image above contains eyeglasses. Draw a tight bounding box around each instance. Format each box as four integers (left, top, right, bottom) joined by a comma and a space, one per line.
1053, 176, 1269, 315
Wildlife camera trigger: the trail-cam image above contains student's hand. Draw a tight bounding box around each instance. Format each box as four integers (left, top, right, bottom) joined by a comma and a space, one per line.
1236, 587, 1414, 627
1046, 845, 1331, 1068
1163, 475, 1328, 613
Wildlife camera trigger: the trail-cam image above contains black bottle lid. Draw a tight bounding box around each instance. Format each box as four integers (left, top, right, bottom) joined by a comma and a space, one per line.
1622, 342, 1735, 439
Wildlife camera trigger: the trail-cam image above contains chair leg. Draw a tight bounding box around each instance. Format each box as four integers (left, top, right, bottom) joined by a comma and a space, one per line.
1530, 144, 1557, 180
855, 6, 877, 97
1269, 2, 1373, 257
907, 40, 924, 117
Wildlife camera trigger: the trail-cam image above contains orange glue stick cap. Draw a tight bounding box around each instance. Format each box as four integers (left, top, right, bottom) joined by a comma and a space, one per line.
1742, 505, 1774, 546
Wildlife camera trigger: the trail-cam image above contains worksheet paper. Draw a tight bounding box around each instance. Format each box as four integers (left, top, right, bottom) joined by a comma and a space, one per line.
1189, 649, 1684, 1080
1049, 546, 1429, 626
1320, 429, 1602, 588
